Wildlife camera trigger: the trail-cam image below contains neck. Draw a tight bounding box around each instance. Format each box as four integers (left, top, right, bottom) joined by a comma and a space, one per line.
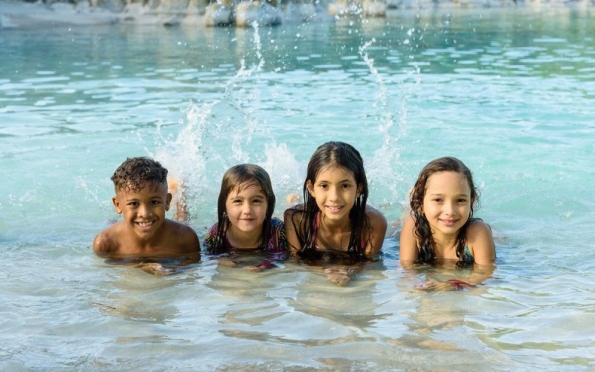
320, 214, 352, 234
227, 226, 262, 248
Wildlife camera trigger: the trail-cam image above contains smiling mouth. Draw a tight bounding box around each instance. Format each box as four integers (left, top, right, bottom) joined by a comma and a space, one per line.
439, 219, 458, 226
136, 221, 155, 228
326, 206, 343, 212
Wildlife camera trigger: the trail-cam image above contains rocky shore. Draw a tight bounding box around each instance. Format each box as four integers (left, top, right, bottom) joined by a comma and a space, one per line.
1, 0, 593, 29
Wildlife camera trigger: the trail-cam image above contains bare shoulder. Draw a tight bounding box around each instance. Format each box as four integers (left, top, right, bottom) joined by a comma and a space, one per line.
92, 223, 122, 255
283, 204, 305, 225
399, 215, 419, 264
283, 205, 305, 253
364, 205, 388, 255
365, 205, 387, 229
365, 205, 388, 240
467, 219, 496, 264
284, 204, 305, 217
467, 219, 493, 239
165, 219, 200, 250
400, 215, 416, 238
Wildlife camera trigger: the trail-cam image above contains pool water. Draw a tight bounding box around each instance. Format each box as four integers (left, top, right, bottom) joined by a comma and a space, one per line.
1, 6, 594, 371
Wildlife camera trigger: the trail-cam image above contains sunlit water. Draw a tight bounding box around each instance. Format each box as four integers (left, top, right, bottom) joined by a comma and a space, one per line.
1, 7, 595, 371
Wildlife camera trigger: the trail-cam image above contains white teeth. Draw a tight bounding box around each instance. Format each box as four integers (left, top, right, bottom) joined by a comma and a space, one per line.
138, 222, 153, 227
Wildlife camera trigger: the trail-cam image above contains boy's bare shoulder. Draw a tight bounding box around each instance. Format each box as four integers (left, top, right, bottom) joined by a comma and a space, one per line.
165, 219, 198, 235
93, 223, 123, 255
164, 219, 200, 251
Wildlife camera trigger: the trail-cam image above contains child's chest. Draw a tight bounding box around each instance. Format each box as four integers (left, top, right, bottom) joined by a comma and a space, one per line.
316, 229, 351, 251
434, 244, 460, 261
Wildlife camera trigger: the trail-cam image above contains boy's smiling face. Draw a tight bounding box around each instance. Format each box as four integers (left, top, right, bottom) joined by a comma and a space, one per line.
112, 182, 172, 241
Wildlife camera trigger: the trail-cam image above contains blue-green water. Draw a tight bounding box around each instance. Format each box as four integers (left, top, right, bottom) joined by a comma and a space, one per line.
1, 7, 595, 371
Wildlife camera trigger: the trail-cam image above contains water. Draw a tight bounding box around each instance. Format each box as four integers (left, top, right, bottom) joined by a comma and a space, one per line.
1, 7, 595, 371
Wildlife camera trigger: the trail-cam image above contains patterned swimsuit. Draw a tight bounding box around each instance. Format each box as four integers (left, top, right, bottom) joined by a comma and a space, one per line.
203, 217, 287, 268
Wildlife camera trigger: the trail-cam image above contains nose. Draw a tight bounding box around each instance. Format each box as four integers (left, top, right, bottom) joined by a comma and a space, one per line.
328, 186, 338, 202
138, 204, 153, 218
241, 202, 252, 215
443, 200, 455, 215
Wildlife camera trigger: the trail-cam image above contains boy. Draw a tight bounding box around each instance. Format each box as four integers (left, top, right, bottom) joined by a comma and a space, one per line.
93, 157, 200, 264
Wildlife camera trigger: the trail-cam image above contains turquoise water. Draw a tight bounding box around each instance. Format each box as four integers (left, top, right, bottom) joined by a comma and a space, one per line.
1, 7, 595, 371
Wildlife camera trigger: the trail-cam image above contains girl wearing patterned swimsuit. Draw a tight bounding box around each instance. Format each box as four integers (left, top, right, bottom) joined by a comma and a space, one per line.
203, 164, 287, 271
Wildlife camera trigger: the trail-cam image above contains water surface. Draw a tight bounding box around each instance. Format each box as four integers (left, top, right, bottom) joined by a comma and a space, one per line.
1, 7, 594, 371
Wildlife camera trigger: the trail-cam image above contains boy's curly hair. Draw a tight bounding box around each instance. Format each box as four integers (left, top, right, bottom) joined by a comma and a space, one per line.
111, 157, 168, 192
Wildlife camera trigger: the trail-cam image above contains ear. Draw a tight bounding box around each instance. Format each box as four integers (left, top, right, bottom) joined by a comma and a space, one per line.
165, 192, 173, 211
112, 196, 123, 214
356, 184, 363, 198
306, 180, 315, 197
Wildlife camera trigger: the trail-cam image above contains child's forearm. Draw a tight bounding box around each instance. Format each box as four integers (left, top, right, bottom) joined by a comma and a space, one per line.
465, 263, 495, 285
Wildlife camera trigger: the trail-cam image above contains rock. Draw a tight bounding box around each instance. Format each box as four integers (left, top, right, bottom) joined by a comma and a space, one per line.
362, 0, 386, 16
204, 2, 233, 26
235, 1, 282, 27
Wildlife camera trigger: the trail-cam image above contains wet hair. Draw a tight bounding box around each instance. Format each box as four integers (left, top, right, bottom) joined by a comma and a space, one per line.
290, 141, 371, 262
111, 157, 168, 192
209, 164, 276, 254
409, 156, 479, 267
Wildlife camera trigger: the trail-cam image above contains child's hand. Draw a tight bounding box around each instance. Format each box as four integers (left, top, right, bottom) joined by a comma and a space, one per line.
415, 279, 476, 291
446, 279, 476, 290
218, 258, 238, 268
244, 265, 265, 272
135, 262, 175, 276
324, 267, 356, 287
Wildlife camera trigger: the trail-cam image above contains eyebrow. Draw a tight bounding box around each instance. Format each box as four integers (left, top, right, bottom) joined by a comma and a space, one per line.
428, 193, 469, 197
229, 193, 266, 199
317, 179, 354, 183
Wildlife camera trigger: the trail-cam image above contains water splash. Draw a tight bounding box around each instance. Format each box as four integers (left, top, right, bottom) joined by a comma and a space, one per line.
151, 22, 302, 222
262, 142, 304, 210
358, 38, 406, 212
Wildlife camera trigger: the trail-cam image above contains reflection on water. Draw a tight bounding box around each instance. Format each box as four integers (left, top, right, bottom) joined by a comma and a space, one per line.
1, 6, 595, 371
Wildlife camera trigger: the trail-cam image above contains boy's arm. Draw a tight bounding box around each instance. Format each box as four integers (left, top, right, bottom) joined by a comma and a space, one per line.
364, 206, 387, 256
283, 208, 302, 256
399, 216, 419, 267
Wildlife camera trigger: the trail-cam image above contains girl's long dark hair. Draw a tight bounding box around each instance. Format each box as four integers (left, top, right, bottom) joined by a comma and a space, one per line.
289, 141, 371, 262
409, 156, 479, 267
209, 164, 276, 254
